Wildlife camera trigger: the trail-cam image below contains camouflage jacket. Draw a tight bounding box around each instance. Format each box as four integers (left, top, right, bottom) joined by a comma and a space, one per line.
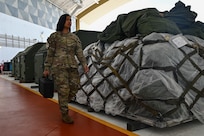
44, 31, 87, 71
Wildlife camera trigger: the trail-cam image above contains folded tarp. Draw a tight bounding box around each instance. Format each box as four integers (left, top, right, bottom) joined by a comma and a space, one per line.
164, 1, 197, 29
97, 14, 127, 43
98, 8, 181, 43
163, 1, 204, 40
98, 1, 204, 44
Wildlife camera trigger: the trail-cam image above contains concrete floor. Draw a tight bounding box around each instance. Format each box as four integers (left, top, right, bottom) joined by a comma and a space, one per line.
1, 74, 204, 136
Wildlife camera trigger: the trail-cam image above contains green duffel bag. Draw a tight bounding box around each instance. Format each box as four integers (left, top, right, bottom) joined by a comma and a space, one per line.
137, 15, 181, 36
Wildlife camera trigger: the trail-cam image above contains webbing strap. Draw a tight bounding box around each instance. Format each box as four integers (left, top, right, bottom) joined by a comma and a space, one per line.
178, 47, 203, 100
91, 57, 126, 104
100, 58, 163, 119
89, 41, 164, 118
82, 39, 204, 120
161, 44, 204, 117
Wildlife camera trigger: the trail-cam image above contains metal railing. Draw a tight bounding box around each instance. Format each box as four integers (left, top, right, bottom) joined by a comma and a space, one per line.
0, 34, 38, 48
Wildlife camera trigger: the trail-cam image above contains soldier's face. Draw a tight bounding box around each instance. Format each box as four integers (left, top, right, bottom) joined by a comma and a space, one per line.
64, 16, 71, 29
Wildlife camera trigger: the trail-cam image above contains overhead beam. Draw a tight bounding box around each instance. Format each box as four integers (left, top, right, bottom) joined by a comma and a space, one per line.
76, 0, 108, 30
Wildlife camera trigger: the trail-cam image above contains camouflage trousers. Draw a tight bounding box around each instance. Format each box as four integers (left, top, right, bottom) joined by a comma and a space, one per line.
53, 68, 80, 114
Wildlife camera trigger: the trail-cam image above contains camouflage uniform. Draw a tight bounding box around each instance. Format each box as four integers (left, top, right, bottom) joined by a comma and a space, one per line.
44, 31, 87, 115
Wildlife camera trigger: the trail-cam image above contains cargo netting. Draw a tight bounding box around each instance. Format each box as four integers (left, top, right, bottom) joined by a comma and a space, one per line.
76, 32, 204, 127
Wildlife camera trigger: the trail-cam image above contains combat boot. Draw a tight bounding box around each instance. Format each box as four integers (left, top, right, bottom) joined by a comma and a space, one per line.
62, 113, 74, 124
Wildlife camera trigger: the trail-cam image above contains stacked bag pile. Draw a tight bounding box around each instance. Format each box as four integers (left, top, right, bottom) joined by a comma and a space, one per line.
75, 1, 204, 127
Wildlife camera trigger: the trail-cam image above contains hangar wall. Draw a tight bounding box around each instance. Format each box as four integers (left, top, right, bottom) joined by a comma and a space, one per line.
0, 0, 64, 29
0, 0, 76, 62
